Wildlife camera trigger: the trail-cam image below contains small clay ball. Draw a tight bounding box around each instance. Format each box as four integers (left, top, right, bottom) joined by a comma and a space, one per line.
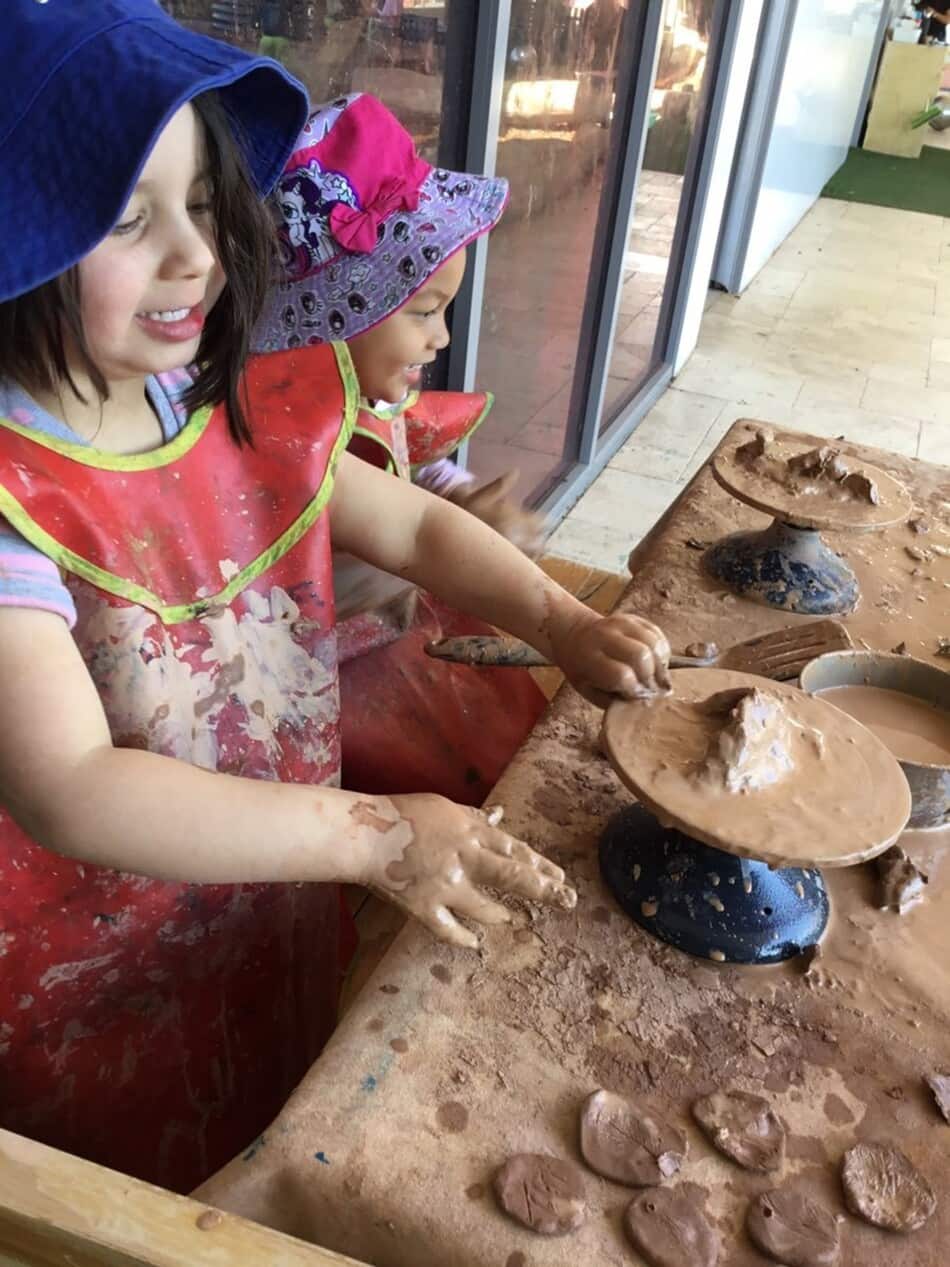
579, 1090, 687, 1187
692, 1089, 785, 1172
493, 1153, 587, 1236
623, 1187, 719, 1267
841, 1143, 935, 1232
746, 1188, 840, 1267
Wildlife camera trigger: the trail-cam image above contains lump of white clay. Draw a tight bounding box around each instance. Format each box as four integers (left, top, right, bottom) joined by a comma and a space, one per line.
692, 1089, 785, 1172
840, 1143, 935, 1232
694, 688, 803, 794
623, 1187, 719, 1267
579, 1090, 687, 1187
875, 846, 927, 914
925, 1073, 950, 1124
493, 1153, 587, 1236
746, 1188, 840, 1267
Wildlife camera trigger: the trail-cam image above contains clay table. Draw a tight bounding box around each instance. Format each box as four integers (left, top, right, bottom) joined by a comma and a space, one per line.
198, 423, 950, 1267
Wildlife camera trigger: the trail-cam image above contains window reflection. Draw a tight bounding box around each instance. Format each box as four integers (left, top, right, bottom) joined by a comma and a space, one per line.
601, 0, 714, 427
469, 1, 632, 502
163, 2, 449, 150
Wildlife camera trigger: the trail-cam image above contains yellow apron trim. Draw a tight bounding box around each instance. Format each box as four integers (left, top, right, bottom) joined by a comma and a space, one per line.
361, 391, 420, 422
0, 342, 360, 623
0, 405, 214, 470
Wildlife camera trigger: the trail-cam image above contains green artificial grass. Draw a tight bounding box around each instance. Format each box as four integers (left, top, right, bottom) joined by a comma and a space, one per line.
822, 144, 950, 217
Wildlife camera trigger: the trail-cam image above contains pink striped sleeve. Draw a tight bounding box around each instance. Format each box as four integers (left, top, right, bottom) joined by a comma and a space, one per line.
0, 529, 76, 626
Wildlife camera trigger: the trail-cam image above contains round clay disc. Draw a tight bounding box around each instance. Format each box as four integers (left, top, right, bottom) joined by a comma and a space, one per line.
602, 669, 911, 869
692, 1090, 785, 1173
841, 1143, 936, 1232
623, 1187, 719, 1267
712, 423, 912, 532
579, 1090, 687, 1187
746, 1188, 840, 1267
493, 1153, 587, 1236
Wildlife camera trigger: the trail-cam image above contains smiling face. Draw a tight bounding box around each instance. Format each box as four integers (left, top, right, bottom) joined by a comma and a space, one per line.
345, 247, 468, 403
75, 103, 225, 385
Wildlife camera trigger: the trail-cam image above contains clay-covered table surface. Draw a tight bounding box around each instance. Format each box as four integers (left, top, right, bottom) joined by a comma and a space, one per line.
197, 423, 950, 1267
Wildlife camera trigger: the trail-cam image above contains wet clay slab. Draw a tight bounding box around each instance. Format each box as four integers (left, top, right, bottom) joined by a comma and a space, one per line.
493, 1154, 587, 1236
746, 1188, 840, 1267
623, 1187, 719, 1267
841, 1143, 936, 1232
194, 425, 950, 1267
713, 423, 913, 532
692, 1089, 785, 1172
602, 668, 912, 867
578, 1089, 686, 1186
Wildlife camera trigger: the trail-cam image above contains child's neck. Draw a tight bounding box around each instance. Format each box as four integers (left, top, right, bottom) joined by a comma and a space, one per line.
31, 373, 164, 456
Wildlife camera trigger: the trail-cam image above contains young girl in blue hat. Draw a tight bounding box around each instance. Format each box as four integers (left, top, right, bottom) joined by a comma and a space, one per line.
0, 2, 670, 1192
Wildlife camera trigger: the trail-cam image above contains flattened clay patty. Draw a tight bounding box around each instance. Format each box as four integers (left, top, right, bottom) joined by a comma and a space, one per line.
624, 1187, 719, 1267
746, 1188, 840, 1267
692, 1089, 785, 1172
493, 1154, 587, 1236
579, 1090, 687, 1187
841, 1143, 935, 1232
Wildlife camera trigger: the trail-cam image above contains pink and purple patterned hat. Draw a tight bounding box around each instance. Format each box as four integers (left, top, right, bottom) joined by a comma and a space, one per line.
252, 93, 509, 351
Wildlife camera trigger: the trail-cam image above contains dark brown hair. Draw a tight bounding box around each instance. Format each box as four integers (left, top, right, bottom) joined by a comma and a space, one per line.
0, 90, 278, 446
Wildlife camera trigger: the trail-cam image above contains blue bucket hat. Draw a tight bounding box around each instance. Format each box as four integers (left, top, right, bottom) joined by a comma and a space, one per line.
0, 0, 309, 302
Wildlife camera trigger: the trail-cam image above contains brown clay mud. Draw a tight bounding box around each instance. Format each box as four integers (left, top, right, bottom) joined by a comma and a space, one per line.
875, 845, 928, 914
746, 1188, 840, 1267
493, 1154, 587, 1236
579, 1089, 686, 1187
692, 1089, 785, 1172
712, 424, 912, 531
841, 1143, 936, 1232
603, 669, 911, 867
623, 1186, 719, 1267
816, 685, 950, 767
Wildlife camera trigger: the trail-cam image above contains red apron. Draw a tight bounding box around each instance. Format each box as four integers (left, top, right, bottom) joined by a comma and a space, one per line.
0, 344, 358, 1192
337, 390, 547, 806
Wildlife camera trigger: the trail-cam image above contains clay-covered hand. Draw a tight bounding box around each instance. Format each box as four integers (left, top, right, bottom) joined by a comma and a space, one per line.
550, 609, 672, 707
358, 796, 577, 948
449, 470, 549, 558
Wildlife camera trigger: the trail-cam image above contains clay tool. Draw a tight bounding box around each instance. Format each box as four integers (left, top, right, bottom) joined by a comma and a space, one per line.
425, 619, 853, 680
704, 421, 913, 616
598, 667, 911, 965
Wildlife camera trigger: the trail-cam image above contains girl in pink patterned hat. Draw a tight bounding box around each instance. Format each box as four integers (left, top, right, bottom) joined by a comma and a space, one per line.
254, 93, 557, 805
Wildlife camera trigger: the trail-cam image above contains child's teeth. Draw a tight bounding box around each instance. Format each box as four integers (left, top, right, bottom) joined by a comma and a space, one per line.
144, 308, 190, 322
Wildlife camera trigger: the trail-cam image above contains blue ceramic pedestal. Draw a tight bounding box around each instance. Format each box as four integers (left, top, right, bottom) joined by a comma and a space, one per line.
599, 805, 829, 966
705, 518, 858, 615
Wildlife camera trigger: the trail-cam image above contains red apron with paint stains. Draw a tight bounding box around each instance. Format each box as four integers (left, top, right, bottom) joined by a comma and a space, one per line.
0, 344, 358, 1192
338, 390, 547, 806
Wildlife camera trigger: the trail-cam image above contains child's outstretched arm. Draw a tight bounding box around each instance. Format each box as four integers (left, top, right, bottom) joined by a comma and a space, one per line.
330, 453, 671, 706
0, 608, 574, 948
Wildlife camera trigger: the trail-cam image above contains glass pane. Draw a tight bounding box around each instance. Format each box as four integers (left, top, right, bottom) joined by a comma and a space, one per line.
468, 0, 635, 503
163, 2, 449, 151
600, 0, 715, 429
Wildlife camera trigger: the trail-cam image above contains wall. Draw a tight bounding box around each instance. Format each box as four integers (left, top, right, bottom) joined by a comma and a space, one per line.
737, 0, 886, 290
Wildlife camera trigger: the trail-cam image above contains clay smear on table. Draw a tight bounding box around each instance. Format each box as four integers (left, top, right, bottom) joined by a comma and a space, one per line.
493, 1153, 587, 1236
815, 685, 950, 767
840, 1143, 936, 1232
623, 1186, 719, 1267
579, 1090, 686, 1187
603, 669, 911, 867
692, 1089, 785, 1172
746, 1188, 840, 1267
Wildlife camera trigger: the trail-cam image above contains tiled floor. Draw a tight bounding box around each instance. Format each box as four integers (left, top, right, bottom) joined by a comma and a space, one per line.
548, 195, 950, 573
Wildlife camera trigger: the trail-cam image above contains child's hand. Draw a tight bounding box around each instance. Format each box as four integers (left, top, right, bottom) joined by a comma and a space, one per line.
359, 796, 576, 948
550, 609, 672, 707
449, 471, 548, 558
